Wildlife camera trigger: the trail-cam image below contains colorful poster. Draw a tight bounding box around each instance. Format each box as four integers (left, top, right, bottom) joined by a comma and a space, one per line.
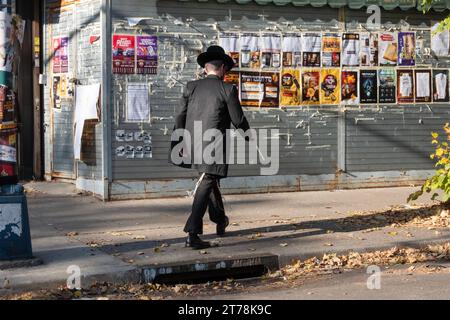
52, 36, 69, 73
240, 33, 260, 69
397, 69, 414, 103
378, 69, 396, 104
240, 72, 279, 108
398, 32, 415, 66
280, 69, 301, 106
360, 33, 378, 66
0, 129, 16, 163
341, 70, 359, 105
414, 69, 432, 103
224, 71, 239, 88
322, 33, 341, 67
282, 34, 302, 68
301, 70, 320, 105
342, 33, 360, 67
360, 70, 377, 104
320, 68, 340, 105
379, 32, 398, 66
112, 34, 135, 74
136, 35, 157, 74
302, 33, 321, 67
261, 34, 281, 68
219, 33, 240, 69
432, 69, 449, 103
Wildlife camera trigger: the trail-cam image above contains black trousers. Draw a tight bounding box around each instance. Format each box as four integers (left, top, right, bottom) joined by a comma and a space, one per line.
183, 173, 227, 235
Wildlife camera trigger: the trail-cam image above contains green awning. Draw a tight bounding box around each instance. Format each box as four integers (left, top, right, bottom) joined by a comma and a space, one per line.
180, 0, 450, 11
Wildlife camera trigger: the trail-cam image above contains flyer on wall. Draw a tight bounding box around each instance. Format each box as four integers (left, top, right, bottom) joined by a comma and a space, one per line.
341, 70, 359, 105
320, 68, 340, 105
301, 70, 320, 105
240, 72, 279, 108
219, 33, 240, 68
136, 35, 157, 74
261, 34, 282, 69
360, 69, 377, 104
398, 32, 415, 66
432, 69, 449, 102
240, 33, 260, 69
342, 33, 360, 67
282, 34, 302, 68
112, 34, 136, 74
322, 33, 341, 67
280, 69, 301, 106
53, 36, 69, 73
379, 32, 398, 66
302, 33, 321, 67
414, 69, 432, 103
360, 33, 378, 66
397, 69, 414, 103
431, 22, 449, 57
378, 69, 396, 104
224, 71, 240, 88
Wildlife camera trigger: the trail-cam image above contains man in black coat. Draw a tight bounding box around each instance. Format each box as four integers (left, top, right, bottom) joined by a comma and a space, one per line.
171, 46, 250, 249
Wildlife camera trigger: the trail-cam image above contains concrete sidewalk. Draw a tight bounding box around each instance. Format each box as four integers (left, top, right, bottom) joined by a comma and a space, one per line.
1, 182, 449, 292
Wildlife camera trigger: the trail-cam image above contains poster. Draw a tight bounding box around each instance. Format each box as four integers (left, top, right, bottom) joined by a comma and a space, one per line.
414, 69, 432, 103
260, 34, 281, 68
126, 83, 150, 122
360, 33, 378, 66
379, 32, 397, 66
322, 33, 341, 67
302, 33, 321, 67
320, 68, 340, 105
301, 70, 320, 105
240, 72, 279, 108
280, 69, 301, 106
240, 33, 260, 69
397, 69, 414, 103
341, 70, 359, 105
431, 22, 449, 57
342, 33, 360, 67
282, 34, 302, 67
136, 35, 157, 74
398, 32, 415, 66
219, 33, 240, 68
112, 34, 135, 74
224, 71, 239, 88
360, 70, 377, 104
52, 36, 69, 73
378, 69, 396, 104
0, 129, 16, 163
432, 69, 449, 103
52, 76, 62, 110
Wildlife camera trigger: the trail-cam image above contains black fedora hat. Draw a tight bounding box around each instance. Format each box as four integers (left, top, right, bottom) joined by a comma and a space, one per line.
197, 45, 235, 71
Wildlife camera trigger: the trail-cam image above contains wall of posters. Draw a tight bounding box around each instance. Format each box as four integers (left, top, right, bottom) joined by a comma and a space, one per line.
280, 69, 301, 106
360, 33, 378, 66
240, 72, 279, 108
112, 34, 135, 74
52, 36, 69, 74
136, 36, 157, 74
342, 33, 359, 67
379, 32, 397, 66
219, 33, 240, 68
378, 69, 396, 104
322, 33, 341, 67
261, 34, 281, 69
341, 70, 358, 105
398, 32, 415, 66
302, 33, 321, 67
397, 69, 414, 103
432, 69, 449, 103
360, 70, 377, 104
301, 70, 320, 105
320, 68, 340, 105
282, 34, 302, 68
240, 33, 260, 69
414, 70, 431, 103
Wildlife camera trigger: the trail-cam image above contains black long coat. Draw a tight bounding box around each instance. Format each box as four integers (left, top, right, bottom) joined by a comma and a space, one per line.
170, 74, 250, 177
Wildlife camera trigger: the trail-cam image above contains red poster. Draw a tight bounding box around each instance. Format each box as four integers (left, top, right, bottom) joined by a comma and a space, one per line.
112, 35, 136, 74
52, 37, 69, 74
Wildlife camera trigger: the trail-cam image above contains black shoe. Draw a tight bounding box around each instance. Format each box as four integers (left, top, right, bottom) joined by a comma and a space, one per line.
185, 234, 211, 250
216, 216, 229, 237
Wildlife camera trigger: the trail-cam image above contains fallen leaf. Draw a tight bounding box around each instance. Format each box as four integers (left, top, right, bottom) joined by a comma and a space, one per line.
280, 243, 288, 247
65, 232, 78, 237
324, 243, 334, 247
199, 250, 208, 255
388, 232, 398, 236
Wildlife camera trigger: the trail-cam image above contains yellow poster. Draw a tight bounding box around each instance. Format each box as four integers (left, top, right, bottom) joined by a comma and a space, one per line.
320, 68, 340, 105
280, 69, 301, 106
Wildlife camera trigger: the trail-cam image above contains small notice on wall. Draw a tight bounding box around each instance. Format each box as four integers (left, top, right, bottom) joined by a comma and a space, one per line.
322, 33, 341, 67
341, 70, 359, 105
112, 34, 135, 74
52, 36, 69, 73
414, 69, 432, 103
397, 69, 414, 103
302, 33, 321, 67
240, 72, 279, 108
398, 32, 415, 66
320, 68, 340, 105
378, 69, 396, 104
126, 83, 150, 122
301, 70, 320, 105
432, 69, 449, 102
136, 36, 157, 74
379, 32, 397, 66
280, 69, 301, 106
360, 70, 377, 104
